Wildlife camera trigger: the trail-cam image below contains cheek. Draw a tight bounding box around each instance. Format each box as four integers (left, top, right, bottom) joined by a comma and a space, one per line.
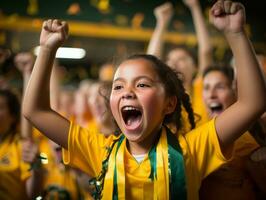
109, 95, 118, 118
224, 93, 236, 106
221, 92, 234, 105
141, 91, 165, 115
202, 91, 208, 102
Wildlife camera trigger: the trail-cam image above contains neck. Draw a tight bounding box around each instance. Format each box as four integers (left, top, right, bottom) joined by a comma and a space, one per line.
127, 126, 162, 155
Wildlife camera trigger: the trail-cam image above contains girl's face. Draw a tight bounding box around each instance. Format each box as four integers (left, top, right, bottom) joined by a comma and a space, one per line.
110, 58, 174, 148
0, 96, 13, 134
166, 49, 196, 85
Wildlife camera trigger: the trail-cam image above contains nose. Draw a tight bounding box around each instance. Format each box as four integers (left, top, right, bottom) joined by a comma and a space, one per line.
209, 88, 217, 99
122, 88, 136, 99
122, 92, 136, 99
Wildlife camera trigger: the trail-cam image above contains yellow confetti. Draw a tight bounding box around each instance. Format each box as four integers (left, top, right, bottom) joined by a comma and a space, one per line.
27, 0, 39, 15
131, 13, 144, 29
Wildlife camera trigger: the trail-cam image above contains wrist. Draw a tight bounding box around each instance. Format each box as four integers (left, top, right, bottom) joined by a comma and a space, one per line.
224, 29, 246, 41
188, 3, 200, 10
156, 21, 169, 29
39, 45, 58, 55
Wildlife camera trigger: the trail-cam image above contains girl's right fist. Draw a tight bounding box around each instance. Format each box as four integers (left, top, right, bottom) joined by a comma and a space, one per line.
40, 19, 69, 50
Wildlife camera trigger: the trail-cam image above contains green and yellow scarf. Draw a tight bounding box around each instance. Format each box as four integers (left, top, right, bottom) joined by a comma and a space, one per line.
90, 126, 187, 200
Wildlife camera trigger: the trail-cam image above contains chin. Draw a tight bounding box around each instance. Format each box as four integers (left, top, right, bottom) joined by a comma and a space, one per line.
123, 130, 141, 141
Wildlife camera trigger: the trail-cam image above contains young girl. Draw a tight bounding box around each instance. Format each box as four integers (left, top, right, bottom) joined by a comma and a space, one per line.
0, 89, 44, 200
23, 1, 266, 199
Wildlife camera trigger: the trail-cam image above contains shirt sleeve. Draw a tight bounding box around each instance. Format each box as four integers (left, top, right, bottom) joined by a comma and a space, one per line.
184, 118, 230, 180
62, 121, 115, 177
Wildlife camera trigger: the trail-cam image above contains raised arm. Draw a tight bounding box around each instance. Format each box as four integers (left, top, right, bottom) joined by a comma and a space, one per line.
184, 0, 213, 74
146, 2, 173, 58
14, 52, 35, 138
22, 19, 70, 149
211, 0, 266, 147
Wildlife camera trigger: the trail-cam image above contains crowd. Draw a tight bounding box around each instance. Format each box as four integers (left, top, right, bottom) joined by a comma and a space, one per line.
0, 0, 265, 199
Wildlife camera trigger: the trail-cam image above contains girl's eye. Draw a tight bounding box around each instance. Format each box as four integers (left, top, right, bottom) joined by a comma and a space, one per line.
113, 85, 123, 90
137, 83, 150, 88
216, 85, 226, 90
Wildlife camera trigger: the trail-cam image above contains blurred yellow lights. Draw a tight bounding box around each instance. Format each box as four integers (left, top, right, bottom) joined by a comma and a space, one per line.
34, 46, 86, 59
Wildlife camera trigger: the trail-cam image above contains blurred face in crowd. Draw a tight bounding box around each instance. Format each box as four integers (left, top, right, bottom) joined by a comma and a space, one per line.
59, 90, 74, 117
166, 48, 196, 86
87, 82, 107, 124
73, 90, 90, 116
203, 71, 236, 118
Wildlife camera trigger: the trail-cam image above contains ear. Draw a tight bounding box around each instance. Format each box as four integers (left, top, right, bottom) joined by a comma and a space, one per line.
165, 96, 177, 115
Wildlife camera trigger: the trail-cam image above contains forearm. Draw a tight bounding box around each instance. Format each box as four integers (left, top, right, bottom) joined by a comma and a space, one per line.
21, 72, 33, 138
23, 47, 56, 119
190, 3, 213, 73
50, 64, 60, 111
217, 32, 266, 146
226, 31, 266, 111
147, 22, 167, 58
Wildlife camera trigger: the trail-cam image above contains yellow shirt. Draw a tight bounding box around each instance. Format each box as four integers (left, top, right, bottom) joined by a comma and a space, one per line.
199, 132, 260, 200
0, 136, 31, 200
63, 119, 227, 200
192, 76, 209, 126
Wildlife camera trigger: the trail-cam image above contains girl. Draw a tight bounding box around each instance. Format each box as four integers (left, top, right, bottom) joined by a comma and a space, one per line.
23, 1, 266, 199
0, 89, 43, 200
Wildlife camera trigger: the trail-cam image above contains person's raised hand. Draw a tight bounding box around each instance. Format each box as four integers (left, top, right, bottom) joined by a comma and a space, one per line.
210, 0, 245, 35
40, 19, 69, 51
154, 2, 174, 25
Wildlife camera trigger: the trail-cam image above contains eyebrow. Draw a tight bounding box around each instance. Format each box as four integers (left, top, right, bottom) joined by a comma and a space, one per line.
113, 76, 157, 83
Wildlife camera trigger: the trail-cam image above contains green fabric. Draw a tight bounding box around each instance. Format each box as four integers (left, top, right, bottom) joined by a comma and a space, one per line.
113, 135, 125, 200
166, 126, 187, 200
92, 127, 187, 199
148, 143, 157, 181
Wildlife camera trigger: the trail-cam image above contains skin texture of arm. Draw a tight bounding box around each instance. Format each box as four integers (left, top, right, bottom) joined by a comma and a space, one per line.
210, 0, 266, 148
184, 0, 213, 74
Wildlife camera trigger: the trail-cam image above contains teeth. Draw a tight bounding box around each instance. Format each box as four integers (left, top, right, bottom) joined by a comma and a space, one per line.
209, 102, 221, 108
122, 106, 139, 111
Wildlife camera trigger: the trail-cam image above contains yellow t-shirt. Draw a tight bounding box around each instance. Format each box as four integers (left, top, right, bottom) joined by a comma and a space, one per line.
199, 131, 260, 200
192, 76, 209, 126
0, 136, 31, 200
63, 119, 227, 200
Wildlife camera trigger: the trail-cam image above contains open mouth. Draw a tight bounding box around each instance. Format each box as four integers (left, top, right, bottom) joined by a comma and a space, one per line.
121, 106, 142, 130
209, 102, 224, 115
